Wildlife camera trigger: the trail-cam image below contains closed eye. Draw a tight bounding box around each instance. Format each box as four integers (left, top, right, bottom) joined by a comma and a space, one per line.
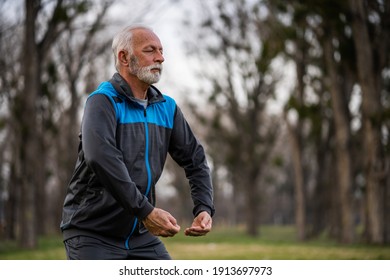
143, 47, 163, 55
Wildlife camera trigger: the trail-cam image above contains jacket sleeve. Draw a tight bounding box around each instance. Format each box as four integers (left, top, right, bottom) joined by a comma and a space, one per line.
81, 94, 154, 219
168, 106, 215, 217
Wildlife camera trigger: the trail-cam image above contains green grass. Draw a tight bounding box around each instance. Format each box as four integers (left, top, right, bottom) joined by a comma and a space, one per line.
164, 226, 390, 260
0, 235, 67, 260
0, 226, 389, 260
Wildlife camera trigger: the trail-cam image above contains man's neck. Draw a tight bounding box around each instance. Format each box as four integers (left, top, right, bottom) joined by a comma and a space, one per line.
130, 83, 148, 100
120, 72, 149, 99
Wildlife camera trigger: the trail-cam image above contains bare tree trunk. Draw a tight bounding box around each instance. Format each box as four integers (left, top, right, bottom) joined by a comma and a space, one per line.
323, 35, 355, 243
310, 113, 333, 238
287, 42, 307, 241
244, 167, 261, 236
385, 157, 390, 243
349, 0, 386, 244
35, 118, 46, 235
285, 116, 306, 241
5, 161, 20, 240
381, 7, 390, 239
18, 0, 40, 248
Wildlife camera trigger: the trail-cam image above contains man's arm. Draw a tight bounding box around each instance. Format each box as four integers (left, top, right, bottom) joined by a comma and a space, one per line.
168, 106, 215, 234
82, 94, 154, 219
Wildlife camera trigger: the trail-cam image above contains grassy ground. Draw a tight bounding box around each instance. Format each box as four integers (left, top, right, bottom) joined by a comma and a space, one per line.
0, 226, 389, 260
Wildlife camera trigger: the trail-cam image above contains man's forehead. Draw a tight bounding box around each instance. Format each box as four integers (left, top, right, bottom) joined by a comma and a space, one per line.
132, 28, 162, 48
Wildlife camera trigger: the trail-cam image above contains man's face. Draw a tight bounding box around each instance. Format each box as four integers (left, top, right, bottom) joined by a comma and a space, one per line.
129, 55, 163, 85
128, 29, 164, 85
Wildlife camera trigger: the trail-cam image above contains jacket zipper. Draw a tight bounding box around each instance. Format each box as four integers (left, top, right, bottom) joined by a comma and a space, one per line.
143, 107, 153, 198
125, 106, 152, 249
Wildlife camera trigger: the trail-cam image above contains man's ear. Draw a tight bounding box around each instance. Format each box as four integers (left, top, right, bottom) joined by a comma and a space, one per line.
118, 50, 128, 65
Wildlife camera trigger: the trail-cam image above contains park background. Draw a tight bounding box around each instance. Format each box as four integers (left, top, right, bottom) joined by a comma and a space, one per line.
0, 0, 389, 259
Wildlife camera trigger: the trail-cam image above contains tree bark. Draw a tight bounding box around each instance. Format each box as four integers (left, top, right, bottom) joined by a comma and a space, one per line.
19, 0, 40, 248
285, 115, 306, 241
287, 40, 307, 241
348, 0, 386, 244
323, 35, 355, 243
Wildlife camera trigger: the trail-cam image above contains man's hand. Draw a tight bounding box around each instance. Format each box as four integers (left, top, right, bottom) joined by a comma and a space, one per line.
143, 208, 180, 237
184, 211, 212, 236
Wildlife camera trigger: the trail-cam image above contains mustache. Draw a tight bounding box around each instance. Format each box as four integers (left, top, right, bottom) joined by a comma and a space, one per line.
146, 64, 163, 71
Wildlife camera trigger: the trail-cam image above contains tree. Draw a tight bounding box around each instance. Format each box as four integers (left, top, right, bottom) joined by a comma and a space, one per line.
186, 0, 280, 236
5, 0, 112, 247
0, 1, 23, 240
1, 0, 180, 248
14, 0, 96, 248
18, 0, 41, 249
50, 0, 115, 234
262, 0, 390, 243
265, 0, 320, 241
316, 0, 356, 243
323, 30, 355, 243
348, 0, 389, 244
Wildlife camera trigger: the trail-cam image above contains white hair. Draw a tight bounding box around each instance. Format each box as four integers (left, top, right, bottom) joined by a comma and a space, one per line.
111, 24, 153, 71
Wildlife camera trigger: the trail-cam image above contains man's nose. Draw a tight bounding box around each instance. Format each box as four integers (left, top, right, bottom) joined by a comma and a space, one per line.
155, 51, 164, 63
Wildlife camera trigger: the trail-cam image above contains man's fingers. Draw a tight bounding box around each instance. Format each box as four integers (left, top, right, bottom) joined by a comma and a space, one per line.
143, 208, 181, 237
184, 226, 211, 236
168, 223, 181, 235
201, 217, 212, 228
196, 212, 212, 228
160, 224, 181, 238
184, 211, 212, 237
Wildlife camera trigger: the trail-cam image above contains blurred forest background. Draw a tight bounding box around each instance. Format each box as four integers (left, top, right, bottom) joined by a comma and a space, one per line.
0, 0, 389, 250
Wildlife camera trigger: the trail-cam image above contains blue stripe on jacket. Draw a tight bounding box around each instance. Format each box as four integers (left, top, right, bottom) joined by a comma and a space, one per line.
88, 81, 176, 129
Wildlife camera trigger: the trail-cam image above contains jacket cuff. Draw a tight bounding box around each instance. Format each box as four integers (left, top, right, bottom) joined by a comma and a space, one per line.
193, 204, 215, 218
137, 201, 155, 220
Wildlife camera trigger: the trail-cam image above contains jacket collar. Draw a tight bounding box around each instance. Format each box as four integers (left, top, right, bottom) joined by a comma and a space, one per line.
109, 72, 165, 104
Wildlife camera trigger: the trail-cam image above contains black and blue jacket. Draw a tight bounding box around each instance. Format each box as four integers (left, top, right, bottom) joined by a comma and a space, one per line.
61, 73, 214, 249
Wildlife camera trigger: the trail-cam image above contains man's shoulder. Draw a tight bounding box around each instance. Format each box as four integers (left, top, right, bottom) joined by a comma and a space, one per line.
160, 94, 178, 109
84, 82, 124, 118
90, 81, 117, 98
86, 81, 123, 104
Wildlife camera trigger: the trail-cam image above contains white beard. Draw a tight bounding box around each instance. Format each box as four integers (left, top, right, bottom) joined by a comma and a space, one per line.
129, 56, 163, 84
